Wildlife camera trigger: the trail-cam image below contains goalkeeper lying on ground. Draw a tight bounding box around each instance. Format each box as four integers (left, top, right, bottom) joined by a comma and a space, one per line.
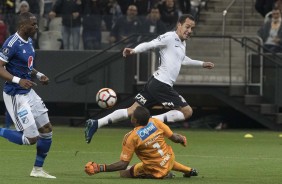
84, 106, 198, 179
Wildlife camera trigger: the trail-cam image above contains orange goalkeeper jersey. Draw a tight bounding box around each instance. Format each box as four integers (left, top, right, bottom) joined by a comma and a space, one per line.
120, 118, 175, 177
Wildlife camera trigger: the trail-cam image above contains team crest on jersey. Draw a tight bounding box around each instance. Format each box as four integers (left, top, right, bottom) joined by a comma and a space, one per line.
2, 48, 9, 55
28, 56, 33, 70
137, 122, 157, 141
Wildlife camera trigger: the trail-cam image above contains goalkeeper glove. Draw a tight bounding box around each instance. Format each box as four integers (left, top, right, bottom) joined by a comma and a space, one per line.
84, 162, 106, 176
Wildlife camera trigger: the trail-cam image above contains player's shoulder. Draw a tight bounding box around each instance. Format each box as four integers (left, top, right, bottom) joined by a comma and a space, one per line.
157, 31, 178, 42
122, 130, 135, 145
4, 33, 20, 48
149, 118, 170, 131
149, 117, 163, 126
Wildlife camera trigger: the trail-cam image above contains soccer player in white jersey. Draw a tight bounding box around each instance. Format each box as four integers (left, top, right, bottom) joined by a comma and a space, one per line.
0, 12, 56, 178
85, 14, 214, 144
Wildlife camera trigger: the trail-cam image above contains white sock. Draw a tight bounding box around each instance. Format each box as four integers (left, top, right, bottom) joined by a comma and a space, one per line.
152, 110, 185, 122
22, 135, 30, 145
33, 166, 42, 170
98, 109, 128, 128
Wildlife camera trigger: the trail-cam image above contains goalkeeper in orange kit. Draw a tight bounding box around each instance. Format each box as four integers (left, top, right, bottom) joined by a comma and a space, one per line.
84, 106, 198, 179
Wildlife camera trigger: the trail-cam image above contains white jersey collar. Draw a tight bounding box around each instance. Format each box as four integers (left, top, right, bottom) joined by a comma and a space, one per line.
16, 32, 29, 43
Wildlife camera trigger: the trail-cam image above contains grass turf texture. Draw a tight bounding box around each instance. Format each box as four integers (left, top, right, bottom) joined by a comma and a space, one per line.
0, 126, 282, 184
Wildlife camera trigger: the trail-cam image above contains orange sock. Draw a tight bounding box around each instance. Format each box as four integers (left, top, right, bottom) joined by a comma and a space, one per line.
172, 161, 192, 173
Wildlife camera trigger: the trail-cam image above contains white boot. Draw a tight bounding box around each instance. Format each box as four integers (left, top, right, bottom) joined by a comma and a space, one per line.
30, 167, 56, 179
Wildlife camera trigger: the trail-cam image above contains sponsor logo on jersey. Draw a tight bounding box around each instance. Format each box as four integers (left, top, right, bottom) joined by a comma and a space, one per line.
28, 56, 33, 70
137, 122, 157, 141
23, 49, 26, 53
2, 48, 9, 55
135, 94, 147, 105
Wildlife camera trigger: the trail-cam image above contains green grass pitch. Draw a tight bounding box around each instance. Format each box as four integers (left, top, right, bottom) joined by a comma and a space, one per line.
0, 126, 282, 184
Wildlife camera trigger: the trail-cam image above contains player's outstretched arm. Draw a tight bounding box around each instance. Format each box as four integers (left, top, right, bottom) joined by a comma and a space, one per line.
84, 160, 129, 176
169, 133, 187, 147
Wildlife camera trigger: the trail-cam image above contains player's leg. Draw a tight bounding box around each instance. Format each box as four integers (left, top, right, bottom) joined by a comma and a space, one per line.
145, 77, 192, 122
172, 161, 198, 177
85, 77, 156, 143
119, 165, 134, 178
1, 92, 38, 145
98, 102, 140, 128
153, 105, 193, 122
85, 102, 140, 144
120, 163, 155, 179
28, 89, 56, 179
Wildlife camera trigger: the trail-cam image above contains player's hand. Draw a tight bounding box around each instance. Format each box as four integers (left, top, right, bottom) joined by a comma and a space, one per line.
203, 62, 214, 69
38, 75, 49, 85
122, 48, 135, 57
84, 162, 105, 176
19, 79, 37, 89
180, 135, 187, 147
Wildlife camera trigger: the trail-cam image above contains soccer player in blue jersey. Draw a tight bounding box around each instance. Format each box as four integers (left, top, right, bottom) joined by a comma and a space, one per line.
0, 12, 56, 179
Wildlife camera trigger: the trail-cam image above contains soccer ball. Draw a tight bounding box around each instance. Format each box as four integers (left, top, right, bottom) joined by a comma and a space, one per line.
96, 88, 117, 109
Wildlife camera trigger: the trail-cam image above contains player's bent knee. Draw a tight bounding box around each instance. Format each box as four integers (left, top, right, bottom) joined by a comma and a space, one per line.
38, 122, 53, 133
27, 136, 39, 145
181, 106, 193, 119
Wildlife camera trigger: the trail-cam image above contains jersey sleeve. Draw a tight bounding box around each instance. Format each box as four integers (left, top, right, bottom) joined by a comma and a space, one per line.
182, 56, 204, 66
133, 33, 170, 53
0, 41, 16, 63
120, 131, 135, 162
152, 118, 173, 138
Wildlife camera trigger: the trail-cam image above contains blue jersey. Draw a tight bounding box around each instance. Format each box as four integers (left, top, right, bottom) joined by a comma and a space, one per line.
0, 33, 35, 95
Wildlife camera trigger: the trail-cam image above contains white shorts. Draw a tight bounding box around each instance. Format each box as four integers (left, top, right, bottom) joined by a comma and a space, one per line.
3, 89, 49, 136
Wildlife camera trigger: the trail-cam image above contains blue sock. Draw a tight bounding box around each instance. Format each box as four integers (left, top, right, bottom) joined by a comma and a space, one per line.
0, 128, 24, 145
34, 137, 52, 167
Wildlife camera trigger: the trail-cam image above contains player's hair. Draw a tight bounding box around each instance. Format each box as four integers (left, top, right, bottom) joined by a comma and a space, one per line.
133, 106, 151, 126
177, 14, 195, 24
17, 12, 34, 27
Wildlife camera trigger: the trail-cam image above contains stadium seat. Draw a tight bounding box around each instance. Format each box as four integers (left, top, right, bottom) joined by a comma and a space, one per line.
38, 31, 62, 50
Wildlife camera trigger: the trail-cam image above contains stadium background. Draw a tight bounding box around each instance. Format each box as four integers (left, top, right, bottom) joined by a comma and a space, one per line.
0, 0, 282, 130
